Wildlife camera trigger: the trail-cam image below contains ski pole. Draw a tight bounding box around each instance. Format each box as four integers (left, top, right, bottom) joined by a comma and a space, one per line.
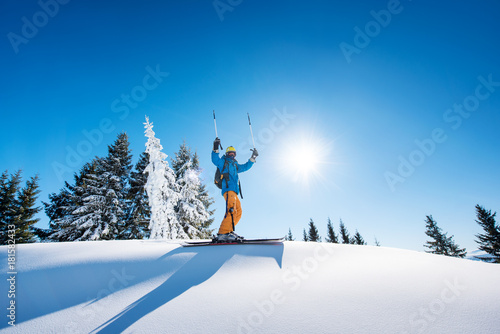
213, 110, 218, 138
247, 113, 256, 149
213, 110, 223, 150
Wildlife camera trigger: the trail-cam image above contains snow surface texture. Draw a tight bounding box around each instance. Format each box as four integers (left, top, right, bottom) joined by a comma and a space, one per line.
1, 241, 499, 334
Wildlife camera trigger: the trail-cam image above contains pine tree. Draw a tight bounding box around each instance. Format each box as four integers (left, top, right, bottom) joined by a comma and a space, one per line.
50, 133, 134, 241
51, 159, 120, 241
31, 225, 52, 241
171, 140, 195, 179
286, 228, 294, 241
124, 151, 151, 239
51, 133, 134, 242
171, 142, 214, 238
14, 175, 41, 243
144, 116, 185, 239
424, 215, 466, 258
374, 237, 381, 246
424, 215, 442, 254
195, 180, 215, 236
352, 230, 366, 245
177, 163, 213, 238
474, 205, 500, 263
49, 157, 131, 241
44, 166, 89, 241
443, 223, 466, 257
0, 171, 41, 244
325, 217, 338, 243
193, 159, 215, 235
101, 132, 133, 239
303, 228, 308, 242
74, 159, 115, 240
339, 219, 350, 244
307, 219, 321, 242
0, 170, 22, 245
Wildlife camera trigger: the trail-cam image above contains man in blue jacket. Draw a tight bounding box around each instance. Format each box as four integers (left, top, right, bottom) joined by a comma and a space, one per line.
212, 137, 258, 242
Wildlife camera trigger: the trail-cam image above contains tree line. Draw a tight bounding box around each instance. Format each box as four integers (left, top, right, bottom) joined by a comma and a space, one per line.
286, 218, 369, 245
286, 206, 500, 264
424, 205, 499, 263
0, 130, 214, 243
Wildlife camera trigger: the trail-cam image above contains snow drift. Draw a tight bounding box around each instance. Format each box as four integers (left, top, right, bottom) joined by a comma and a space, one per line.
1, 240, 499, 333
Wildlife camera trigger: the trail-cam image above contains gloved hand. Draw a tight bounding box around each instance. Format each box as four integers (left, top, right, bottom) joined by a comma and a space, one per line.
250, 148, 259, 162
213, 137, 220, 152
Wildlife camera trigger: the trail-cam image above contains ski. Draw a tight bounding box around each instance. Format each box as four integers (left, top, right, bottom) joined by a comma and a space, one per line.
181, 237, 285, 247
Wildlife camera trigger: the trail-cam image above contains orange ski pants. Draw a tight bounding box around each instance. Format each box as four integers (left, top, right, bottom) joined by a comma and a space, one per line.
218, 191, 242, 234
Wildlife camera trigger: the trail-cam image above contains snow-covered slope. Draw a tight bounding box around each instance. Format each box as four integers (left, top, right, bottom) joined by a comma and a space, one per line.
1, 240, 499, 333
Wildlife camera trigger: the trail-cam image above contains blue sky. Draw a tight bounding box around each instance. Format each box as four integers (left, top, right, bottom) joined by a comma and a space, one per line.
1, 0, 499, 252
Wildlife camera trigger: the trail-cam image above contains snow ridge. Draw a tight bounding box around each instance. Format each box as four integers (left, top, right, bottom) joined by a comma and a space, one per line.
1, 241, 499, 333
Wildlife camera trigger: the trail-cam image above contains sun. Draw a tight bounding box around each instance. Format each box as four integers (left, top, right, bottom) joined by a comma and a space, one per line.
292, 143, 321, 173
279, 135, 331, 186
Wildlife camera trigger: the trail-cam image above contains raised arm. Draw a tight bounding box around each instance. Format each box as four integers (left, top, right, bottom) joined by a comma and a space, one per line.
237, 149, 258, 173
212, 150, 223, 168
237, 159, 254, 173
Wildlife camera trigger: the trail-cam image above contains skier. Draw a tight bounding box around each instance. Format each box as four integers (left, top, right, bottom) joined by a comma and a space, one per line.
212, 137, 258, 242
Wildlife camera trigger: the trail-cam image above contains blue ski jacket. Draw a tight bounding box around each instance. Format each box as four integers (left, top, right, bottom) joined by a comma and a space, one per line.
212, 150, 254, 196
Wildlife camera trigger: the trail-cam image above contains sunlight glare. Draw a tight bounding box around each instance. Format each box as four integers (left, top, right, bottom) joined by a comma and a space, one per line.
280, 135, 331, 186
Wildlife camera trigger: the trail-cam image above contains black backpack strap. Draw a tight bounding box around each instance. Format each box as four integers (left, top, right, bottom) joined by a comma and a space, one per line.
221, 159, 229, 172
222, 159, 230, 188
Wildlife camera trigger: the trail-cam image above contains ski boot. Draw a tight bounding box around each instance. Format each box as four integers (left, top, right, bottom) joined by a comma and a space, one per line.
213, 232, 244, 243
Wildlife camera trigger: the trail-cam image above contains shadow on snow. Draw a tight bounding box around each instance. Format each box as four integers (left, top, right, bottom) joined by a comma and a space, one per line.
91, 244, 284, 333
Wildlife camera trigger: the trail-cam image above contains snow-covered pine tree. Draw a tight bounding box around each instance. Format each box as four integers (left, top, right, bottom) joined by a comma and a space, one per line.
325, 217, 338, 243
195, 179, 215, 235
286, 228, 294, 241
352, 230, 366, 245
171, 141, 214, 238
177, 162, 212, 238
0, 170, 22, 245
424, 215, 466, 258
45, 166, 89, 241
44, 188, 69, 225
303, 228, 308, 242
171, 141, 194, 178
474, 205, 500, 263
14, 175, 41, 243
44, 162, 101, 242
339, 219, 350, 244
66, 134, 133, 241
47, 132, 133, 242
124, 151, 151, 239
101, 132, 133, 239
144, 116, 186, 239
308, 219, 321, 242
72, 159, 116, 240
51, 159, 120, 241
